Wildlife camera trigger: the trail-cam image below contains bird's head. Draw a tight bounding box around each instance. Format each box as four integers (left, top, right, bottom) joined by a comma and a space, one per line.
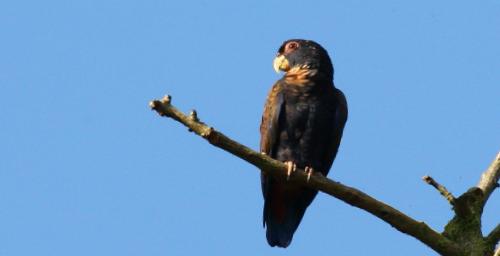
273, 39, 334, 81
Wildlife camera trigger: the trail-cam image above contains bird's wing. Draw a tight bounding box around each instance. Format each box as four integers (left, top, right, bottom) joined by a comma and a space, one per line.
322, 87, 348, 174
260, 82, 284, 156
260, 82, 284, 201
333, 88, 348, 146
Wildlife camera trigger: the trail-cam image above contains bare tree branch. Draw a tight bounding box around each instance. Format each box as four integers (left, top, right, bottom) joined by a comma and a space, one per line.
149, 95, 464, 256
487, 224, 500, 249
477, 152, 500, 206
422, 175, 456, 205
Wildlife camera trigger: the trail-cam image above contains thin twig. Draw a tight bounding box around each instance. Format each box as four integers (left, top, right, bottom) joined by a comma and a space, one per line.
422, 175, 456, 205
477, 152, 500, 206
149, 95, 463, 256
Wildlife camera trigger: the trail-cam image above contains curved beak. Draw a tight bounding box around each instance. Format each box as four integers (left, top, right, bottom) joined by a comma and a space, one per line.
273, 55, 290, 73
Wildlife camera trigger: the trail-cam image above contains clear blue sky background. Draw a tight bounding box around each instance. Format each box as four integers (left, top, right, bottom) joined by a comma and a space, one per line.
1, 0, 499, 255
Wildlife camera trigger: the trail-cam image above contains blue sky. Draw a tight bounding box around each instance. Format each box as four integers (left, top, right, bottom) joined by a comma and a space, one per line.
1, 0, 499, 255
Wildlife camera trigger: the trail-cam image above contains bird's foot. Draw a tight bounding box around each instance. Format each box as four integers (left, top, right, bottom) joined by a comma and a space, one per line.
284, 161, 297, 181
304, 166, 314, 182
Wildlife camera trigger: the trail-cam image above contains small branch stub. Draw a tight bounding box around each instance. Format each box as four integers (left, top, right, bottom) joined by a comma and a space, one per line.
188, 109, 199, 132
189, 110, 199, 122
162, 95, 172, 104
422, 175, 456, 205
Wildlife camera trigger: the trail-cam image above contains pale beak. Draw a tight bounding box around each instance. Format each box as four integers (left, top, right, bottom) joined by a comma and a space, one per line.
273, 55, 290, 73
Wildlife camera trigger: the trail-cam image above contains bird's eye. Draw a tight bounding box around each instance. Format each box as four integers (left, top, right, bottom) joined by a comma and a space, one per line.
287, 42, 298, 50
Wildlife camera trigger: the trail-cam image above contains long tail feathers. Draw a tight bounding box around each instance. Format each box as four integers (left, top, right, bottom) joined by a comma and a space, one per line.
263, 199, 307, 248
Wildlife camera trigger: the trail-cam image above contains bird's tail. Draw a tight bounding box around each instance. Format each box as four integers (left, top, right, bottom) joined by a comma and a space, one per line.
264, 207, 302, 247
263, 193, 310, 248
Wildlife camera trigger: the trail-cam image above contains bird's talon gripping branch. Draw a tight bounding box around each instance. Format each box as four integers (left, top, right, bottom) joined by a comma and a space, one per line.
305, 167, 314, 182
284, 161, 296, 180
